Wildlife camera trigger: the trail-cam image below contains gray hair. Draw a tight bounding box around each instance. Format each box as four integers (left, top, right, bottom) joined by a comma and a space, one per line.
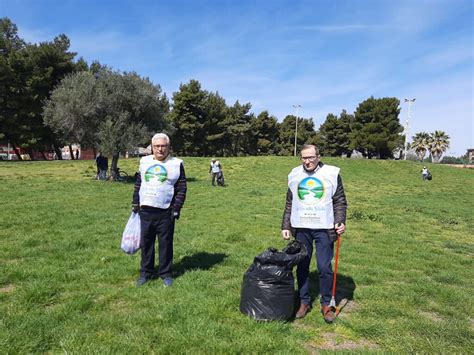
151, 133, 170, 145
300, 144, 320, 156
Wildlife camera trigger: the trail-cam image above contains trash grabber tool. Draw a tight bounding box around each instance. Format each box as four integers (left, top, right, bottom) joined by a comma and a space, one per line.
329, 234, 341, 311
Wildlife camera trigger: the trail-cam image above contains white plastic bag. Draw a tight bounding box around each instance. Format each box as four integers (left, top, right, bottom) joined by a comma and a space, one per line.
121, 212, 141, 254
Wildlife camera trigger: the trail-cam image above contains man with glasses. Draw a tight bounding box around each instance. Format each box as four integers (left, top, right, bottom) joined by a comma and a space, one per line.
132, 133, 187, 287
281, 144, 347, 323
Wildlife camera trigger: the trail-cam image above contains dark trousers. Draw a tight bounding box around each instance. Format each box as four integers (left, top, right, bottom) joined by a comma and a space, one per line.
296, 229, 334, 306
211, 172, 218, 185
139, 208, 175, 279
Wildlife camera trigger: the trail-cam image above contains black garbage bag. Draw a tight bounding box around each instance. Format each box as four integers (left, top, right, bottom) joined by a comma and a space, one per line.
427, 173, 432, 181
240, 240, 307, 321
217, 171, 225, 186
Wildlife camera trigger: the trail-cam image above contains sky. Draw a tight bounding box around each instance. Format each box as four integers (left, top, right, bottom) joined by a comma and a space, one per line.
2, 0, 473, 156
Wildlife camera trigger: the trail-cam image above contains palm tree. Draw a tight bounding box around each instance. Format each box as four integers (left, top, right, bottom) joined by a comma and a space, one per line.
429, 130, 450, 163
410, 132, 431, 161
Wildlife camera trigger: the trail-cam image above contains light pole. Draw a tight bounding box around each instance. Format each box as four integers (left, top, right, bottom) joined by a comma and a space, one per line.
403, 98, 416, 160
292, 104, 302, 156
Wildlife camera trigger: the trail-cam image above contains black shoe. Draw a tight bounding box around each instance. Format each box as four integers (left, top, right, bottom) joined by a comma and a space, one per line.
136, 277, 151, 287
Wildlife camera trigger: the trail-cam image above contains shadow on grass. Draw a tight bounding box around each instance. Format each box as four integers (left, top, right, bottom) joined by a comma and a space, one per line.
308, 271, 356, 304
173, 252, 228, 278
284, 273, 356, 322
86, 173, 137, 184
119, 175, 137, 184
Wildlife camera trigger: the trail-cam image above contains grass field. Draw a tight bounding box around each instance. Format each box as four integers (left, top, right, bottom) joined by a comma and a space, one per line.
0, 156, 473, 353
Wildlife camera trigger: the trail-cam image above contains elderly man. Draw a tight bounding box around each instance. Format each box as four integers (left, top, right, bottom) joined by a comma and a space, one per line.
281, 144, 347, 323
132, 133, 187, 287
209, 158, 222, 186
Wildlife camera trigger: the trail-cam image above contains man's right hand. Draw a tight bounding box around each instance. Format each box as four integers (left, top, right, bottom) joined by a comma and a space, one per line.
132, 204, 139, 213
281, 229, 292, 240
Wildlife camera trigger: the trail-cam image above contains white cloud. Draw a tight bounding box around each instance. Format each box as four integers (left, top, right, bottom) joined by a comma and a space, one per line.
296, 24, 395, 32
69, 30, 125, 55
415, 36, 473, 72
398, 72, 473, 155
19, 26, 54, 44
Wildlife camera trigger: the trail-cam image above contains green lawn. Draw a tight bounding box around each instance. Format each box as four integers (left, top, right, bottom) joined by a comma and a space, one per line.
0, 157, 473, 353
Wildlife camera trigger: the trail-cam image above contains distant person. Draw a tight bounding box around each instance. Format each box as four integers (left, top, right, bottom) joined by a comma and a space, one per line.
96, 153, 108, 180
75, 149, 79, 160
209, 158, 223, 186
421, 166, 430, 181
281, 144, 347, 324
132, 133, 187, 287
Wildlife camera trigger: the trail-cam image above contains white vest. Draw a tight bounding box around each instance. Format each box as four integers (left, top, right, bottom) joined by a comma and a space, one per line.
289, 164, 340, 229
211, 161, 221, 173
139, 155, 183, 209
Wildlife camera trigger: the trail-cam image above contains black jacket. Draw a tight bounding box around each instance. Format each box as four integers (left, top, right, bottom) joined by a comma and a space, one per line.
281, 162, 348, 241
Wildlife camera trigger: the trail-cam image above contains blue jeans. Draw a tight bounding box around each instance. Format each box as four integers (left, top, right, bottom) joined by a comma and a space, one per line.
296, 229, 334, 306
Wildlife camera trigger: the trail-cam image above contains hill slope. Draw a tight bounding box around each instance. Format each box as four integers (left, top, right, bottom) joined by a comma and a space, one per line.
0, 157, 472, 352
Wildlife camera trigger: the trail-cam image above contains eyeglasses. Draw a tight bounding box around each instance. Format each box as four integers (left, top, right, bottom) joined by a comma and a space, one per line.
301, 156, 318, 161
153, 144, 169, 149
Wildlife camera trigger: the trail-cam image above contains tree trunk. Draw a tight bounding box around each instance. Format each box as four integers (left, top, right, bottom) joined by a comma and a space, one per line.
110, 153, 120, 180
11, 142, 22, 160
41, 151, 47, 160
69, 144, 75, 160
92, 147, 97, 159
53, 144, 63, 160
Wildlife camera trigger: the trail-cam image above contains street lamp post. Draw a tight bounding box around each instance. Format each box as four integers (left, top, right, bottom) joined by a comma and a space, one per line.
292, 104, 302, 156
403, 98, 416, 160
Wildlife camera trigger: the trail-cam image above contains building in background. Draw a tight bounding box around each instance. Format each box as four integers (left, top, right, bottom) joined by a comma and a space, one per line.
467, 149, 474, 163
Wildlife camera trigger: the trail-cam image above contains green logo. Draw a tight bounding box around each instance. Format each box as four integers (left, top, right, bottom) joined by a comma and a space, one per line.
297, 177, 324, 204
144, 164, 167, 183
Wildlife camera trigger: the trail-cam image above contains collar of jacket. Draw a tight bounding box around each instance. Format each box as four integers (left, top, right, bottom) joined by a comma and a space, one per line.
303, 161, 324, 174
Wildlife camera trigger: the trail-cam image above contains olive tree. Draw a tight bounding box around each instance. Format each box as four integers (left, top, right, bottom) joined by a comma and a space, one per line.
44, 68, 170, 176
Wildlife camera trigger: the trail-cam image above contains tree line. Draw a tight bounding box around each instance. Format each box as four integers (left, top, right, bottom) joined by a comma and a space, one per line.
0, 18, 85, 159
1, 17, 451, 172
410, 131, 450, 163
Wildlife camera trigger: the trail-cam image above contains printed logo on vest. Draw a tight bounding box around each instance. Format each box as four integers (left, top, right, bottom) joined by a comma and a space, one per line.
297, 177, 324, 204
145, 164, 167, 184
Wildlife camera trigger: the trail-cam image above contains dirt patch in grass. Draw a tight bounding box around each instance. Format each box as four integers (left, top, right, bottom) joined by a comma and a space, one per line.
337, 299, 357, 319
110, 299, 130, 314
419, 311, 443, 323
443, 164, 474, 169
305, 332, 378, 352
1, 258, 21, 265
0, 284, 15, 293
294, 300, 375, 351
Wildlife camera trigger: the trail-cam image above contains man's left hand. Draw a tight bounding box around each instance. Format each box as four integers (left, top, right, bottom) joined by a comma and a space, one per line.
173, 211, 180, 220
335, 223, 345, 235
